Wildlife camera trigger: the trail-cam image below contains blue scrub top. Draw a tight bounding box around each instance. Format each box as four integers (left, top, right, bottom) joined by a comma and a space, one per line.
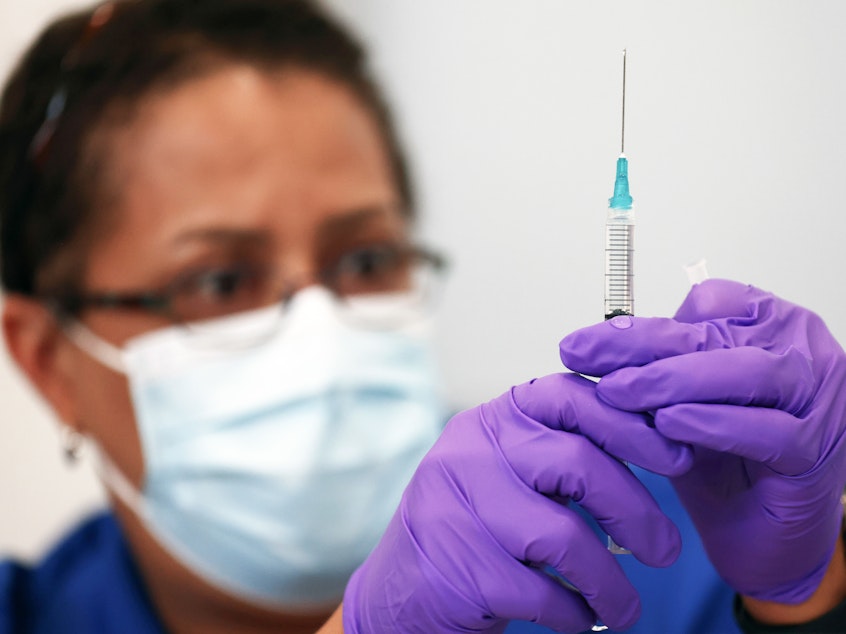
0, 466, 739, 633
0, 511, 166, 634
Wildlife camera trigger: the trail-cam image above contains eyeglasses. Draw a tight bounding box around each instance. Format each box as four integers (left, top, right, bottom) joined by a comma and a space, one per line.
49, 242, 447, 340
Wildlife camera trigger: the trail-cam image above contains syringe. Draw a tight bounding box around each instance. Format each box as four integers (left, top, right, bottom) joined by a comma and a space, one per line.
605, 49, 634, 320
605, 49, 633, 557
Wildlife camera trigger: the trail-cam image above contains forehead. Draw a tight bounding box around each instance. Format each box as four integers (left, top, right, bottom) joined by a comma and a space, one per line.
82, 65, 403, 287
110, 64, 394, 220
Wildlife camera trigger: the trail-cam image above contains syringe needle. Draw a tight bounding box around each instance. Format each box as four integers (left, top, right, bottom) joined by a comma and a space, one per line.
621, 49, 627, 154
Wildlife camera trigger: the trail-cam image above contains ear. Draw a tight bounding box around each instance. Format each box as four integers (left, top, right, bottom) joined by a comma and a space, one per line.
2, 294, 81, 428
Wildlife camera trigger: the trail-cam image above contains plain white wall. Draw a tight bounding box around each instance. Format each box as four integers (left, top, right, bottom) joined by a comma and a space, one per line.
2, 0, 846, 560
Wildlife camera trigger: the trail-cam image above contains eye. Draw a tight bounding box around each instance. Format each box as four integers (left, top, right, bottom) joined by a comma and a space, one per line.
196, 267, 257, 297
347, 245, 400, 275
171, 263, 272, 321
330, 244, 412, 297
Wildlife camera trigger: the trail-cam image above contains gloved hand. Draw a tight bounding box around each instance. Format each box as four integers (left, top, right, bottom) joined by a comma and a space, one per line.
343, 373, 692, 633
559, 279, 846, 604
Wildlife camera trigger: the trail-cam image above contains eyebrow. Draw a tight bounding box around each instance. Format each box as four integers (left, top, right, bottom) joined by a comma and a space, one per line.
172, 228, 271, 247
169, 204, 399, 249
316, 206, 399, 245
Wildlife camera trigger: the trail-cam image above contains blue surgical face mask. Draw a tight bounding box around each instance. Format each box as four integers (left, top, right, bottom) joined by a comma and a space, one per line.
69, 286, 446, 611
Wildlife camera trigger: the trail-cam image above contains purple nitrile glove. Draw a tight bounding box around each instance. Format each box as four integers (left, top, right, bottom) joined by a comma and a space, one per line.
559, 279, 846, 604
343, 373, 692, 633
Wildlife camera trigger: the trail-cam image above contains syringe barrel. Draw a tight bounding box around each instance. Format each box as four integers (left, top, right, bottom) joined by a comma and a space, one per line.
604, 207, 634, 319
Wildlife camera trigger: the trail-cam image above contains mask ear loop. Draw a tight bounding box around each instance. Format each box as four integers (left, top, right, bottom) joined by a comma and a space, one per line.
62, 320, 127, 373
89, 438, 146, 522
47, 301, 127, 373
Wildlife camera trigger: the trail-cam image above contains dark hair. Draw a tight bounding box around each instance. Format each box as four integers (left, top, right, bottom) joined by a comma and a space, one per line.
0, 0, 413, 296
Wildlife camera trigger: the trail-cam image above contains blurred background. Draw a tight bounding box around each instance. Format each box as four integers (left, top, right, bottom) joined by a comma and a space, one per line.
2, 0, 845, 560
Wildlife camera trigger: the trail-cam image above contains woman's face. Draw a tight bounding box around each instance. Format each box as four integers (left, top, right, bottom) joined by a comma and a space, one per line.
66, 65, 406, 488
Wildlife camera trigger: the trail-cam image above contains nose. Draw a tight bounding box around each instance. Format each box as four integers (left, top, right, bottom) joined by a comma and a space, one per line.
274, 254, 333, 309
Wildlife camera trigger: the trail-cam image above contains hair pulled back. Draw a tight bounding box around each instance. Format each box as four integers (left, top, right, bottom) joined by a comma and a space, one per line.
0, 0, 412, 296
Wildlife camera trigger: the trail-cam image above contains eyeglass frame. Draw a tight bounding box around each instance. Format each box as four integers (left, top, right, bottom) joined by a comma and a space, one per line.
44, 242, 447, 328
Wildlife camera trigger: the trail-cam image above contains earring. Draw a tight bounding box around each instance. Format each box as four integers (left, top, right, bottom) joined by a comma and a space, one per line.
61, 426, 83, 464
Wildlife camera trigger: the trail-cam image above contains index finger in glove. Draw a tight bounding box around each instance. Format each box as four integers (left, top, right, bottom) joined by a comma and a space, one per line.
512, 373, 692, 476
559, 315, 746, 377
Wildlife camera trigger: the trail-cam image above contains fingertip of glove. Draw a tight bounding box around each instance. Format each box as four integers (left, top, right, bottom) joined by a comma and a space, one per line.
596, 591, 642, 632
558, 324, 619, 370
670, 448, 695, 477
644, 444, 695, 478
594, 373, 631, 407
639, 518, 683, 569
674, 279, 762, 322
558, 333, 586, 371
595, 364, 670, 411
659, 524, 683, 568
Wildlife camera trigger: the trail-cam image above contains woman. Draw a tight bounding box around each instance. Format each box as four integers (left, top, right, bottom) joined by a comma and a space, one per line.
1, 1, 446, 631
2, 1, 845, 633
